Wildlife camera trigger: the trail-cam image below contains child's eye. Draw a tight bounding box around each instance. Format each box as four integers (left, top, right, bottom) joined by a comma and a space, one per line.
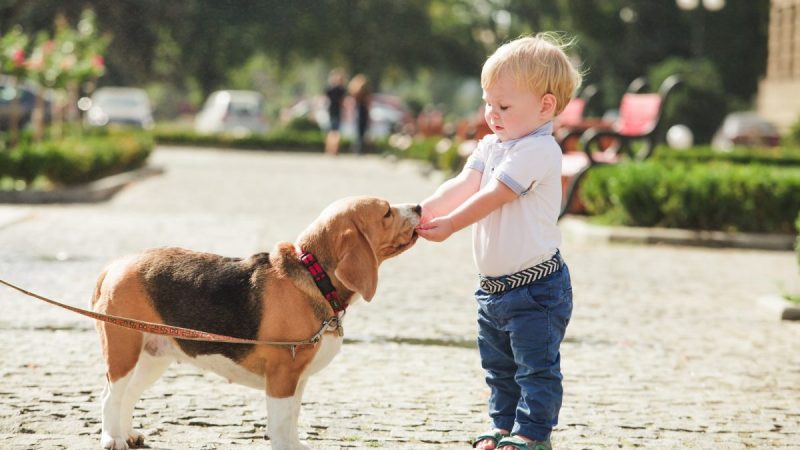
499, 105, 509, 111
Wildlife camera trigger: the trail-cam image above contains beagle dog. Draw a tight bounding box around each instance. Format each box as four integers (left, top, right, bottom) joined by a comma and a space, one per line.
91, 196, 421, 450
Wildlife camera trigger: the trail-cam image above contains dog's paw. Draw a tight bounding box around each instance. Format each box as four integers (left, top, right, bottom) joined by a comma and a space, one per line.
269, 441, 310, 450
126, 430, 145, 447
101, 433, 129, 450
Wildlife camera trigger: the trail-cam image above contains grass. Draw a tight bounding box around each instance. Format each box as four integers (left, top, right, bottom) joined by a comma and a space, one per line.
785, 294, 800, 305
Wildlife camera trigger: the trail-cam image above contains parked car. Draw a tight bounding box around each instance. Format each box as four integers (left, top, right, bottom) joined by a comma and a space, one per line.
194, 90, 268, 136
85, 87, 154, 129
0, 78, 52, 130
711, 112, 781, 151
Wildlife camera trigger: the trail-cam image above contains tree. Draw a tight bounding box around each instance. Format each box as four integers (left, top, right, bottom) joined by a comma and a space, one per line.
0, 26, 29, 146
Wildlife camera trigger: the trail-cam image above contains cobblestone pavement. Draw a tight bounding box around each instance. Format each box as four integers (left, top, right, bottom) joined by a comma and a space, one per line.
0, 146, 798, 450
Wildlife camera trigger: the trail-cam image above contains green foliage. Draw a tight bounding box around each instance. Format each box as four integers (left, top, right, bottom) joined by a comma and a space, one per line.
437, 143, 465, 175
796, 212, 800, 270
653, 145, 800, 167
401, 138, 440, 164
154, 127, 326, 151
0, 130, 153, 187
580, 161, 800, 234
285, 117, 322, 133
794, 214, 800, 270
649, 58, 728, 144
385, 136, 461, 175
788, 116, 800, 148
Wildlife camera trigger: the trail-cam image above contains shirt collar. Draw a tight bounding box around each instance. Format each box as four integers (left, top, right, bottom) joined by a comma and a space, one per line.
496, 121, 554, 149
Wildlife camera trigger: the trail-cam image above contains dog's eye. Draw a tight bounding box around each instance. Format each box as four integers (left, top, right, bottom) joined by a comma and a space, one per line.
384, 208, 392, 218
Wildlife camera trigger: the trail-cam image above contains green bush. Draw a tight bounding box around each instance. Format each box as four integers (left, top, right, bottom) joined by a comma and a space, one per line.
0, 130, 154, 188
788, 116, 800, 147
653, 145, 800, 166
437, 143, 465, 174
386, 136, 462, 175
796, 212, 800, 268
154, 127, 327, 151
580, 161, 800, 234
285, 117, 322, 133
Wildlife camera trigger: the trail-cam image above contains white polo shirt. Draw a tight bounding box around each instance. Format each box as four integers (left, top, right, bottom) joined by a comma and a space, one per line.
465, 122, 561, 277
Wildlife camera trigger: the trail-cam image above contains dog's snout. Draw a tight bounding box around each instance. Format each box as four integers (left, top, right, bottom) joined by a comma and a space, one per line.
413, 204, 422, 216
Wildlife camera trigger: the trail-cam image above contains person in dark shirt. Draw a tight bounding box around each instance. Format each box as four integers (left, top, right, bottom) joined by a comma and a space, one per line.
324, 69, 346, 155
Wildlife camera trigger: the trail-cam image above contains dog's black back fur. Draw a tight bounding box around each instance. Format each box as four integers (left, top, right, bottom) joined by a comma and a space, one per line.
140, 249, 269, 361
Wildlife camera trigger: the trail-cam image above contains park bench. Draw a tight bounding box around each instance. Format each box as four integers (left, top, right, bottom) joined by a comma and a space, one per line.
559, 75, 682, 219
554, 84, 599, 153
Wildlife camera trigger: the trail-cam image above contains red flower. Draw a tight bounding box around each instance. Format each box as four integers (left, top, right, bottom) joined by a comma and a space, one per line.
92, 55, 104, 69
12, 48, 25, 67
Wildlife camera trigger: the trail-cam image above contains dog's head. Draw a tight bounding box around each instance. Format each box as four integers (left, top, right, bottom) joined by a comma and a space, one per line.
298, 196, 420, 302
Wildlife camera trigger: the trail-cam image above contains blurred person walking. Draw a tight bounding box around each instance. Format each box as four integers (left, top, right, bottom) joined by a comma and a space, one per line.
324, 68, 347, 156
348, 73, 371, 154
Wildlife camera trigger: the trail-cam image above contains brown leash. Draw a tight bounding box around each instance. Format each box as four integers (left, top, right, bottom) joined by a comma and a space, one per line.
0, 278, 340, 358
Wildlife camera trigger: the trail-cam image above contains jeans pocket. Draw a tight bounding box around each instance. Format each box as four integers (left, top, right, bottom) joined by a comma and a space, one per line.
525, 269, 566, 312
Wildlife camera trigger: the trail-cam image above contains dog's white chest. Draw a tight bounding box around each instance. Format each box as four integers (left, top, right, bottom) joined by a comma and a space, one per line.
305, 333, 343, 376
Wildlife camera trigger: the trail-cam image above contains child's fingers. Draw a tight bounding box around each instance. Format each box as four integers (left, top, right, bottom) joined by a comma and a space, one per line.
415, 227, 436, 240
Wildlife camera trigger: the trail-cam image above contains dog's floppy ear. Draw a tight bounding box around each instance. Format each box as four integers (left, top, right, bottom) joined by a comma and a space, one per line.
334, 229, 379, 301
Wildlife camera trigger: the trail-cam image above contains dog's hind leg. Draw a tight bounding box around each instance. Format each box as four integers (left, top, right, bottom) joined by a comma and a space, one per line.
97, 326, 144, 450
101, 371, 134, 450
118, 343, 172, 448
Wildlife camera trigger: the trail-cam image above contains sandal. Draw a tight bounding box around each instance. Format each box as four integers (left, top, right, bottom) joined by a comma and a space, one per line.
471, 430, 509, 448
496, 435, 552, 450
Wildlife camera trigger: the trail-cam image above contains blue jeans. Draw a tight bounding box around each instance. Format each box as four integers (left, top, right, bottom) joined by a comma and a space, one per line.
476, 263, 573, 442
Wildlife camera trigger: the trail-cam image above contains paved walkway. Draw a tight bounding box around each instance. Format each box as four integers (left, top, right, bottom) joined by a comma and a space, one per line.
0, 146, 798, 449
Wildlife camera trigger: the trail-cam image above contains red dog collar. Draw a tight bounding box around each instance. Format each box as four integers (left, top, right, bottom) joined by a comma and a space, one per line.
299, 250, 346, 313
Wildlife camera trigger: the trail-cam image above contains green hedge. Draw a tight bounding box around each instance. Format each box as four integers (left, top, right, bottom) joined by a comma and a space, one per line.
386, 136, 463, 175
653, 145, 800, 167
796, 212, 800, 268
154, 128, 325, 150
0, 131, 153, 187
580, 161, 800, 234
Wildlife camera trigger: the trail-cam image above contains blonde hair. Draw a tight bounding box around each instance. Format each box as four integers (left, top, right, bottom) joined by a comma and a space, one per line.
481, 33, 582, 115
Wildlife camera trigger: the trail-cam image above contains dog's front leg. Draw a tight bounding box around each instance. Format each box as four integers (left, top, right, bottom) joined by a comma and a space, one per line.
265, 369, 308, 450
267, 395, 308, 450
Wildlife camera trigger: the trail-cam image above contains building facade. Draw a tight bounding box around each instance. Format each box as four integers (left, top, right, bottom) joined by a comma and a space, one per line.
758, 0, 800, 131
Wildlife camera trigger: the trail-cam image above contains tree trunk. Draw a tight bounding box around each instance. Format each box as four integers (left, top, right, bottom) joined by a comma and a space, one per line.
32, 89, 45, 143
8, 78, 21, 148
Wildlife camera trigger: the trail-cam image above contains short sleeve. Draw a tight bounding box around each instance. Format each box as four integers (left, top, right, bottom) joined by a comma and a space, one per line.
464, 136, 493, 174
494, 137, 560, 196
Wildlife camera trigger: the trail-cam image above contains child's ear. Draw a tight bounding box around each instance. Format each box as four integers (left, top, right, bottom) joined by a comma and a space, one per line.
541, 93, 557, 117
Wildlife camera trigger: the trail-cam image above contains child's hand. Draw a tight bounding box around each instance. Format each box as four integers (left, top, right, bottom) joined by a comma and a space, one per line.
418, 204, 438, 227
415, 216, 454, 242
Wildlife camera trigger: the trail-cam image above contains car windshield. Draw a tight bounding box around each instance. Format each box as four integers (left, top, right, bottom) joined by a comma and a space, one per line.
98, 96, 145, 108
228, 101, 260, 116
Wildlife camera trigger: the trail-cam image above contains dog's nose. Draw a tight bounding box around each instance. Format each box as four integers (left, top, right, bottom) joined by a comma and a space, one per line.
414, 204, 422, 216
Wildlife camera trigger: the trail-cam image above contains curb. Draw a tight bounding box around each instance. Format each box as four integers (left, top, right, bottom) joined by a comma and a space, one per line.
0, 165, 163, 205
560, 217, 797, 251
758, 295, 800, 321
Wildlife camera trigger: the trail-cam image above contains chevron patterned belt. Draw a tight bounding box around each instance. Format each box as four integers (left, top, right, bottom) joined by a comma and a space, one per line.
479, 251, 563, 294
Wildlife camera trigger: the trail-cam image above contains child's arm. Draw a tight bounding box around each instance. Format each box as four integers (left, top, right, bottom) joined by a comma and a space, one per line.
419, 167, 482, 225
417, 178, 516, 242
